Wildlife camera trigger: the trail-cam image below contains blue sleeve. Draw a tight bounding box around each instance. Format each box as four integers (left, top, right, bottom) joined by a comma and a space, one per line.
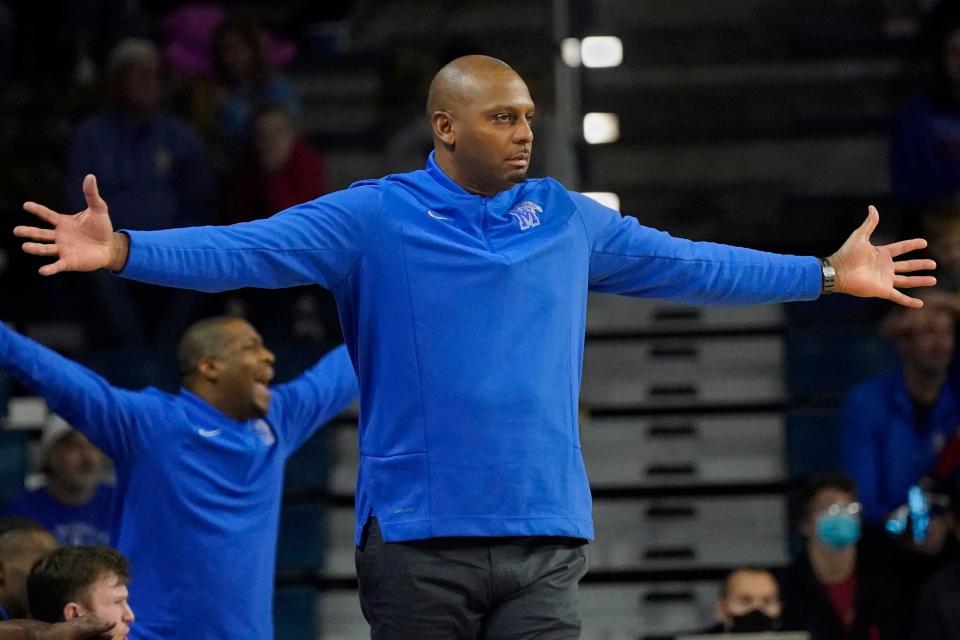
119, 183, 382, 292
841, 385, 885, 524
0, 324, 155, 464
270, 345, 358, 455
570, 191, 822, 305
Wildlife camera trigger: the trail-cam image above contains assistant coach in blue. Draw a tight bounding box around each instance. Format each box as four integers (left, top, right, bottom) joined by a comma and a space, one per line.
0, 318, 358, 640
17, 55, 937, 638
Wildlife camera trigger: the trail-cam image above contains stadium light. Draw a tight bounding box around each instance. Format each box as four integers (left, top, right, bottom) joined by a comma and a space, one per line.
581, 36, 623, 68
561, 38, 581, 67
581, 192, 621, 211
583, 113, 620, 144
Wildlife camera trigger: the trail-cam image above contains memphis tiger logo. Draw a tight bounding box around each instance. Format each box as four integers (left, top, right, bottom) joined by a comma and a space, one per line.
507, 201, 543, 231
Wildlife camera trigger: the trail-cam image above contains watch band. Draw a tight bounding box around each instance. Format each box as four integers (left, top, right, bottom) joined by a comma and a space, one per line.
819, 257, 836, 295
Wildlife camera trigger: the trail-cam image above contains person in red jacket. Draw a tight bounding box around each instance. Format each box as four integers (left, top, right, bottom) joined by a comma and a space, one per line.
224, 104, 327, 224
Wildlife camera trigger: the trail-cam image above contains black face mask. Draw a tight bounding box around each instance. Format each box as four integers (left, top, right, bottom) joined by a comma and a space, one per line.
728, 609, 779, 633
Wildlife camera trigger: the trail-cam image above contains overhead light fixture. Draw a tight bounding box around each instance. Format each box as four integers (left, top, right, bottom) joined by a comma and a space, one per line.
561, 38, 581, 67
583, 113, 620, 144
581, 36, 623, 68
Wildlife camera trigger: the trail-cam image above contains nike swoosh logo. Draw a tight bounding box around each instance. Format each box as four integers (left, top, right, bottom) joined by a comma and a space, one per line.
198, 428, 222, 438
427, 209, 452, 221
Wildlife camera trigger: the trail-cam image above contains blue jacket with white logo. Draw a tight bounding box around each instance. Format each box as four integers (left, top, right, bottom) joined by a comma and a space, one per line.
0, 324, 357, 640
121, 153, 822, 543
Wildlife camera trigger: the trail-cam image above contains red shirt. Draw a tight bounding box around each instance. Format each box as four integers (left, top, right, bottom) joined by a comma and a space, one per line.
226, 140, 327, 223
824, 573, 858, 631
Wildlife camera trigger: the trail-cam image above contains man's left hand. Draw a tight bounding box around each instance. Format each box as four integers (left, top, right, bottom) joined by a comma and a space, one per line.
829, 205, 936, 308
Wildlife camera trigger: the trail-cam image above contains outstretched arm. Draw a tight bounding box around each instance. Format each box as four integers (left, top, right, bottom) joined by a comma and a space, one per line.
576, 191, 934, 307
0, 618, 114, 640
17, 175, 382, 292
828, 206, 934, 308
270, 345, 359, 454
0, 322, 154, 463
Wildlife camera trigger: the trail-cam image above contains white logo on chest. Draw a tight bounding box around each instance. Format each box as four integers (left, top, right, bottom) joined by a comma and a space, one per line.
507, 201, 543, 231
253, 419, 276, 446
198, 428, 222, 438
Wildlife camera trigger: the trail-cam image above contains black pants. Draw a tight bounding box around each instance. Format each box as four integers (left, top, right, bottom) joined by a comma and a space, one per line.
355, 518, 589, 639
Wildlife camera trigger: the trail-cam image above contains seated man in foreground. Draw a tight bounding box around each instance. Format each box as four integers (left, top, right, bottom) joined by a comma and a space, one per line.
27, 546, 133, 639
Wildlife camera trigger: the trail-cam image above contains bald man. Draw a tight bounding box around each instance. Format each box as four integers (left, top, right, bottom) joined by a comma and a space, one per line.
0, 518, 57, 621
17, 55, 936, 638
0, 318, 357, 640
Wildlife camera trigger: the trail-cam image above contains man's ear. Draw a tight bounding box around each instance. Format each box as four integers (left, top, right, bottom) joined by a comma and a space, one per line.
431, 111, 456, 147
715, 599, 730, 627
196, 356, 220, 383
63, 601, 82, 621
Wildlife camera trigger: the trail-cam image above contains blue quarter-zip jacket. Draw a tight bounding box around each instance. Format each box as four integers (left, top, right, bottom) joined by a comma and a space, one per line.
0, 324, 358, 640
121, 153, 822, 543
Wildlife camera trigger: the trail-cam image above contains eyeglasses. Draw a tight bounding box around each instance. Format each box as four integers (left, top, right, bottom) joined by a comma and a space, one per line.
817, 501, 862, 517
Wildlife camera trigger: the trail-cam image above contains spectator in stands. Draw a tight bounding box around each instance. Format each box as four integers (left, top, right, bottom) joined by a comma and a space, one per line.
27, 547, 132, 640
779, 474, 905, 640
66, 37, 213, 234
224, 104, 326, 223
211, 12, 301, 149
700, 567, 783, 633
160, 3, 297, 143
65, 37, 214, 347
910, 488, 960, 640
0, 518, 58, 621
1, 417, 113, 547
842, 291, 960, 528
890, 2, 960, 232
219, 103, 330, 341
0, 316, 357, 639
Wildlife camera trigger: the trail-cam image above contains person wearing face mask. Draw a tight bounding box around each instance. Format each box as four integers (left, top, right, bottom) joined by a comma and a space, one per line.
779, 475, 907, 640
699, 567, 783, 634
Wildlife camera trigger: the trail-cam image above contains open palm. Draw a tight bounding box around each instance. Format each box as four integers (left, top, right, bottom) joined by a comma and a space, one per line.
15, 174, 115, 275
830, 206, 936, 308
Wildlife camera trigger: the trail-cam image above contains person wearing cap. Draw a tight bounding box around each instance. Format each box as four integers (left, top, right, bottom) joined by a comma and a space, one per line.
1, 418, 113, 547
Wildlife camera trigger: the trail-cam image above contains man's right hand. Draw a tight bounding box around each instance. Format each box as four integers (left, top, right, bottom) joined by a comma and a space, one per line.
16, 174, 129, 275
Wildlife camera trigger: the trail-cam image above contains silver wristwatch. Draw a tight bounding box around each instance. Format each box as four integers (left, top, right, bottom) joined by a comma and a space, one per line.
819, 257, 836, 295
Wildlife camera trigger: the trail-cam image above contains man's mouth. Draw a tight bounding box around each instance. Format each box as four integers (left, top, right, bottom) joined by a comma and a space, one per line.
253, 367, 274, 399
506, 152, 529, 168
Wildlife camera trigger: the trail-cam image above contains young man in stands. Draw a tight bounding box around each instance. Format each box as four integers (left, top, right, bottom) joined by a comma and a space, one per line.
0, 519, 57, 621
779, 474, 905, 640
0, 317, 357, 639
26, 547, 132, 640
700, 567, 782, 633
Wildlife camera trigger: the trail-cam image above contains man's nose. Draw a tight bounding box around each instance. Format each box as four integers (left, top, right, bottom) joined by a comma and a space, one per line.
514, 120, 533, 144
